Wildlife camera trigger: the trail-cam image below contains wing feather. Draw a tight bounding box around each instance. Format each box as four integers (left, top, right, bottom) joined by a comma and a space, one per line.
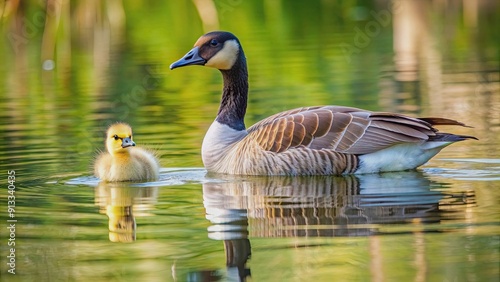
246, 106, 465, 155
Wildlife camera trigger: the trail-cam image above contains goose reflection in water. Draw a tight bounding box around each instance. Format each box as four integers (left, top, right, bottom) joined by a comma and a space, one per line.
94, 182, 158, 242
202, 171, 475, 281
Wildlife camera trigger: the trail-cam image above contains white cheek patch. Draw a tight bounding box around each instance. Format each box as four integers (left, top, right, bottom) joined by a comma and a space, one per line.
205, 40, 239, 70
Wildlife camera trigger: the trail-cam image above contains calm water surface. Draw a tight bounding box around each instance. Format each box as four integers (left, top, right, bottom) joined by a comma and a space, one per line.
0, 1, 499, 281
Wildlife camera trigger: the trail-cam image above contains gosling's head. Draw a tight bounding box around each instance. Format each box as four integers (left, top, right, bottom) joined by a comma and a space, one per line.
105, 123, 136, 155
170, 31, 244, 71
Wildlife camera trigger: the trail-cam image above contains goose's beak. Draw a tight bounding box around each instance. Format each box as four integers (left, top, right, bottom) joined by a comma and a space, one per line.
170, 46, 206, 70
121, 137, 136, 148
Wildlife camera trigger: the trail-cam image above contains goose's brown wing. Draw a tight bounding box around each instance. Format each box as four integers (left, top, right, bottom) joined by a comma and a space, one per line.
246, 106, 458, 154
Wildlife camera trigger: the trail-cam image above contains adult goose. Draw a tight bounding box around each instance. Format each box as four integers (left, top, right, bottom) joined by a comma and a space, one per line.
94, 123, 160, 181
170, 31, 476, 176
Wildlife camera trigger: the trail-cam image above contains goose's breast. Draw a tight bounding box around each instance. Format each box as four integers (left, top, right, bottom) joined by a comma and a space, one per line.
202, 121, 248, 171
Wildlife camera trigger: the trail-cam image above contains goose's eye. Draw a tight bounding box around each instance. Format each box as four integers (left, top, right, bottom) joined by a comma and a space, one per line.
113, 135, 120, 140
210, 39, 219, 47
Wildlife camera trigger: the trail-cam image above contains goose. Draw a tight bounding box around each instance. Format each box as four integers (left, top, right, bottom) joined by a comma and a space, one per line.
170, 31, 476, 176
94, 123, 160, 181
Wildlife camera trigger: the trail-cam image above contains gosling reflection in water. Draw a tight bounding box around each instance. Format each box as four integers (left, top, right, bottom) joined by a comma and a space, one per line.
95, 181, 158, 242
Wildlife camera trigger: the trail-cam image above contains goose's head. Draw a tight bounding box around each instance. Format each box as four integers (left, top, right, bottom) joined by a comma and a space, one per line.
170, 31, 243, 71
105, 123, 136, 155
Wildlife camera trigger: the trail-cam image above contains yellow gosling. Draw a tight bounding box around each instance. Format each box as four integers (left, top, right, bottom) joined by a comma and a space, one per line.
94, 123, 160, 182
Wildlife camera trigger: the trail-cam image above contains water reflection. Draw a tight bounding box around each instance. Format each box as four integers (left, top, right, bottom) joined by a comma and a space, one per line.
204, 172, 475, 237
94, 182, 158, 242
202, 171, 475, 281
186, 238, 252, 282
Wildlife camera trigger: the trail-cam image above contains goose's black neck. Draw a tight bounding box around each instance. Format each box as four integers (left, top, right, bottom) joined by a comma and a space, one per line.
216, 54, 248, 131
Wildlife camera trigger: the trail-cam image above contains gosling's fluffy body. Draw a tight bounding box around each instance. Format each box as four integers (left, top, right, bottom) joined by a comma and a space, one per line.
94, 123, 160, 182
170, 31, 476, 176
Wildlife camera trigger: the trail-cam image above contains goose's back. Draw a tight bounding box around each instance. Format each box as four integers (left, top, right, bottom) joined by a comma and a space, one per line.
246, 106, 439, 154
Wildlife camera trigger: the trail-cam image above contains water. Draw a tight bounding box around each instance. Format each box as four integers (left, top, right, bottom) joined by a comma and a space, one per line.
1, 1, 499, 281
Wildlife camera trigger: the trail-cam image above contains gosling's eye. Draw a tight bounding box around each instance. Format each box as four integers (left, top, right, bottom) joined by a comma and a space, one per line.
210, 39, 219, 46
113, 135, 119, 140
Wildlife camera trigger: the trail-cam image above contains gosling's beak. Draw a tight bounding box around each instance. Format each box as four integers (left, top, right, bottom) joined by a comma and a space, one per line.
121, 137, 136, 148
170, 46, 206, 70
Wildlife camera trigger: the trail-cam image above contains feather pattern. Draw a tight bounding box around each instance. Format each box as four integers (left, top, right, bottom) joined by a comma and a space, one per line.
246, 106, 451, 155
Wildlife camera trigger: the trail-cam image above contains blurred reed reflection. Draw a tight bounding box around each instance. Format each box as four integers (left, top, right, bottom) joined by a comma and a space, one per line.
202, 171, 475, 280
94, 181, 158, 242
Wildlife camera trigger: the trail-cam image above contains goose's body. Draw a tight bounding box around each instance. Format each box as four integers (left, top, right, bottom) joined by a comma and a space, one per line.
94, 123, 160, 181
170, 31, 476, 176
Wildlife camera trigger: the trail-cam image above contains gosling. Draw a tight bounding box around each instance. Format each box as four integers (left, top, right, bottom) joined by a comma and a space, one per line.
94, 123, 160, 181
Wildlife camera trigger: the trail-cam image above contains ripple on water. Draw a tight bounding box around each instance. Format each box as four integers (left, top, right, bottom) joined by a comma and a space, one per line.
66, 167, 210, 187
426, 158, 500, 181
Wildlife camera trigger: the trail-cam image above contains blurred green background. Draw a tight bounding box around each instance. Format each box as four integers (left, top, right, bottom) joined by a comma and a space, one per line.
1, 0, 497, 177
0, 1, 499, 281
